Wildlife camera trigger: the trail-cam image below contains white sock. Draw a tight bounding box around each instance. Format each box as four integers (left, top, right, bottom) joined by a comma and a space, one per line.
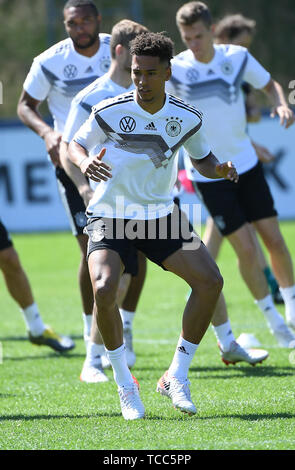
85, 341, 105, 367
119, 309, 135, 330
168, 336, 198, 382
82, 313, 92, 343
255, 294, 285, 329
21, 302, 45, 337
212, 320, 235, 352
106, 344, 134, 387
280, 285, 295, 325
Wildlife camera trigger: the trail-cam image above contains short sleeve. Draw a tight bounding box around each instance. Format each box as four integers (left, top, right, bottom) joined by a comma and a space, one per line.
73, 111, 107, 152
243, 52, 271, 90
63, 99, 89, 143
23, 58, 51, 101
183, 124, 211, 160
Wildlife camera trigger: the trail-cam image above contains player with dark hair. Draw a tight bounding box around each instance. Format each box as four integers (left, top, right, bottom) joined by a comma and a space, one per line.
0, 219, 74, 352
68, 31, 239, 420
61, 19, 149, 380
203, 12, 284, 306
168, 1, 295, 349
17, 1, 111, 379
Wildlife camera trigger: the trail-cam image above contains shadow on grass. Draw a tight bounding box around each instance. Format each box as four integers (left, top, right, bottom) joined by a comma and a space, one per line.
189, 365, 295, 379
0, 334, 83, 342
0, 394, 19, 398
0, 412, 123, 421
3, 353, 85, 361
2, 411, 294, 423
196, 412, 295, 421
135, 365, 295, 379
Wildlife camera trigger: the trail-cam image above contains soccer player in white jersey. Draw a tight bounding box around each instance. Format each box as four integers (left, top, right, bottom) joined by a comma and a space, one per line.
167, 2, 295, 349
204, 13, 284, 306
17, 0, 112, 377
0, 218, 74, 352
68, 31, 240, 420
61, 19, 149, 381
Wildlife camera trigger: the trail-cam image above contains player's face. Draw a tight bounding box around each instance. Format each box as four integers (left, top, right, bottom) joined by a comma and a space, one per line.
64, 6, 101, 49
131, 55, 171, 111
178, 21, 214, 62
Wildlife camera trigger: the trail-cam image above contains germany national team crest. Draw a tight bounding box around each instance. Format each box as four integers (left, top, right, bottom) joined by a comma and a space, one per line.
186, 68, 200, 83
165, 118, 182, 137
220, 59, 234, 76
63, 64, 78, 79
120, 116, 136, 133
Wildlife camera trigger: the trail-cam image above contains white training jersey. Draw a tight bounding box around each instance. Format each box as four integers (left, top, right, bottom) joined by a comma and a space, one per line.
23, 34, 111, 133
166, 44, 271, 182
63, 74, 134, 143
73, 91, 211, 220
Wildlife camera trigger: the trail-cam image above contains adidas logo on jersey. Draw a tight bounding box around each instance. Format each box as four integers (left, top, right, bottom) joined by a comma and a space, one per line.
207, 69, 215, 76
85, 66, 94, 74
145, 122, 157, 131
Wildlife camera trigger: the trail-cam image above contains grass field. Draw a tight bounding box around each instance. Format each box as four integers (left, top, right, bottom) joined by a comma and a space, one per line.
1, 223, 295, 451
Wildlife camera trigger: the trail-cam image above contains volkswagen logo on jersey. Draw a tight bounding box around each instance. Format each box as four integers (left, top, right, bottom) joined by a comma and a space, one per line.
63, 64, 78, 79
220, 60, 234, 76
165, 119, 182, 137
186, 68, 200, 83
100, 57, 111, 73
120, 116, 136, 133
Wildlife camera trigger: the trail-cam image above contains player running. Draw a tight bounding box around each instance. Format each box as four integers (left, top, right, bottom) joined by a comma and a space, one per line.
60, 19, 149, 381
17, 0, 111, 375
203, 12, 284, 306
167, 1, 295, 348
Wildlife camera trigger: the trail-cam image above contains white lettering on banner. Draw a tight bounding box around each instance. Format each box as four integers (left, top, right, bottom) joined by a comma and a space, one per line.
0, 125, 70, 232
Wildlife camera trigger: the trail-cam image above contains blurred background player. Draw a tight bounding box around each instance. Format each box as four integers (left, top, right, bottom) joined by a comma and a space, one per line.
0, 218, 75, 352
17, 0, 111, 379
202, 12, 283, 305
61, 19, 149, 381
168, 1, 295, 349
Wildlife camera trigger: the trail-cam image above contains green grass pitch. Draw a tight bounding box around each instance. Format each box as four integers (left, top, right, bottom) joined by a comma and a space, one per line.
0, 222, 295, 450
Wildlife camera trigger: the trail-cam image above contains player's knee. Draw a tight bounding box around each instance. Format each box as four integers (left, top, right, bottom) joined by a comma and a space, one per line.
265, 233, 286, 254
192, 264, 223, 295
210, 267, 224, 294
94, 278, 118, 308
0, 247, 21, 273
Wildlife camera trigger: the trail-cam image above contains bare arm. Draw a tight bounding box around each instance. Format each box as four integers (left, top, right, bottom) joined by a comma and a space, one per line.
17, 89, 62, 167
262, 78, 295, 129
60, 141, 94, 205
191, 152, 239, 182
68, 141, 112, 183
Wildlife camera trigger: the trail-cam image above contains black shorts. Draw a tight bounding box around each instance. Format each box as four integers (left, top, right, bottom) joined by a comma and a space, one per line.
55, 167, 87, 236
85, 207, 199, 275
195, 162, 278, 236
0, 220, 13, 251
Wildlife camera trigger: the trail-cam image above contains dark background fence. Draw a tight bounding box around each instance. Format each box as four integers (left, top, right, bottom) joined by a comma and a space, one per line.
0, 0, 294, 118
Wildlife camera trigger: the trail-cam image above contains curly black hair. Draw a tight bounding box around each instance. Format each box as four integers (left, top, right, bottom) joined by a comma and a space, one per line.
129, 32, 174, 65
